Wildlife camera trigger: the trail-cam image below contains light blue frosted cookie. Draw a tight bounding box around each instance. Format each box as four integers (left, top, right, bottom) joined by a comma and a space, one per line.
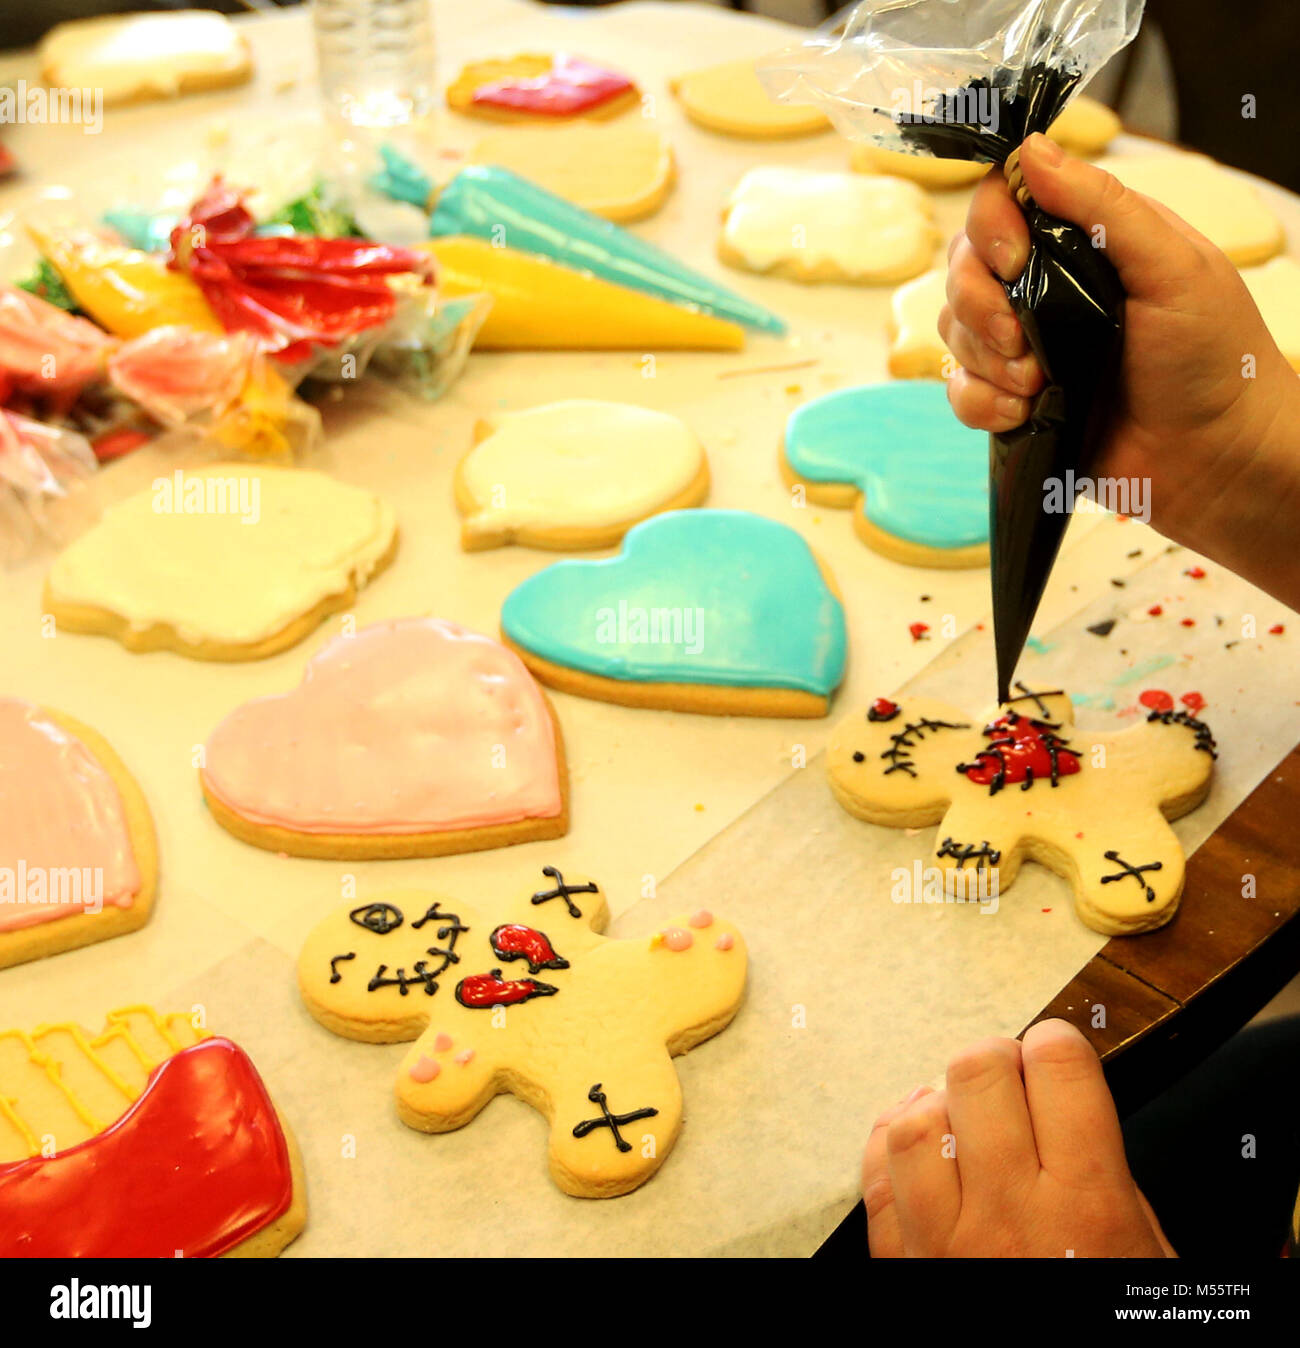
500, 509, 847, 717
782, 381, 989, 568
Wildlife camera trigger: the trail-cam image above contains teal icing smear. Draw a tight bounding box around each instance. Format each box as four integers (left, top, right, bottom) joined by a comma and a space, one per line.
422, 163, 786, 335
1111, 654, 1176, 685
783, 382, 987, 549
501, 510, 847, 695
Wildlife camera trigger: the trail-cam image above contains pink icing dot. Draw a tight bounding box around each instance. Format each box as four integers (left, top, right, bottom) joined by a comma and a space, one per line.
455, 1049, 476, 1066
409, 1055, 441, 1083
715, 933, 735, 952
662, 927, 693, 951
688, 909, 714, 929
433, 1032, 453, 1052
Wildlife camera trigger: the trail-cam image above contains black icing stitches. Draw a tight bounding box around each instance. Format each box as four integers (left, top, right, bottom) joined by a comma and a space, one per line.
937, 837, 1002, 869
571, 1083, 659, 1154
530, 865, 599, 919
881, 718, 972, 778
1099, 850, 1164, 904
1146, 708, 1218, 758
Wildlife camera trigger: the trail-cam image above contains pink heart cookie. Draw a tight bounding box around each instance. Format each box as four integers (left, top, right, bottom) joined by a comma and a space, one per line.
200, 618, 569, 859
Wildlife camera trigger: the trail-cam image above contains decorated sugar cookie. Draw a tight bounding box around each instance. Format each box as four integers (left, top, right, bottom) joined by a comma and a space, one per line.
782, 382, 987, 568
45, 464, 397, 661
456, 399, 709, 551
298, 870, 746, 1197
827, 685, 1217, 935
0, 699, 156, 970
500, 509, 848, 717
0, 1006, 305, 1257
1101, 153, 1284, 267
201, 618, 568, 859
850, 143, 988, 190
447, 53, 638, 122
1241, 256, 1300, 371
469, 122, 674, 222
719, 168, 937, 285
670, 58, 829, 138
888, 266, 950, 378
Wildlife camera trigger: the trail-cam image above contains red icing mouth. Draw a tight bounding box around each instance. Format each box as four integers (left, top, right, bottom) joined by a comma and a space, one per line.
0, 1037, 292, 1258
960, 714, 1081, 792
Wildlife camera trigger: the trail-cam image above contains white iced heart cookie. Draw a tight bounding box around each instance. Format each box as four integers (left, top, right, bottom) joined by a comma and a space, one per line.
298, 870, 747, 1197
44, 464, 397, 660
719, 167, 937, 285
827, 686, 1217, 935
469, 122, 674, 222
888, 266, 950, 378
1101, 152, 1285, 267
455, 399, 709, 551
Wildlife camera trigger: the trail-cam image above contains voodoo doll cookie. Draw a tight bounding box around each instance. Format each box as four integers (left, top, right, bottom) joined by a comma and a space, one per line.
201, 618, 568, 859
781, 381, 987, 567
500, 509, 848, 717
456, 399, 710, 551
827, 686, 1216, 935
45, 463, 397, 660
0, 1005, 305, 1257
299, 868, 747, 1197
0, 699, 156, 970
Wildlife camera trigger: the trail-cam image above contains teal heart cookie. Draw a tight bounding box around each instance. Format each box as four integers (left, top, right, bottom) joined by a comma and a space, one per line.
500, 509, 847, 716
783, 381, 988, 566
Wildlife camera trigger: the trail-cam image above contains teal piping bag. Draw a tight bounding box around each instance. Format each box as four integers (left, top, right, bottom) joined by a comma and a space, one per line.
371, 147, 786, 335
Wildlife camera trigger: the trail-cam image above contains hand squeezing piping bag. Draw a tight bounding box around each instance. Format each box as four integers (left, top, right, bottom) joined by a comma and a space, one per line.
761, 0, 1144, 700
370, 147, 786, 335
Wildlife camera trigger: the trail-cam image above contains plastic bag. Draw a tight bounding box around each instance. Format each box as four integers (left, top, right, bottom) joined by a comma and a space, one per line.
763, 0, 1144, 701
0, 411, 96, 566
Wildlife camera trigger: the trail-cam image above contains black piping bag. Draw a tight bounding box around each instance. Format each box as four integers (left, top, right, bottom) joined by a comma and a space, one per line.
761, 0, 1144, 700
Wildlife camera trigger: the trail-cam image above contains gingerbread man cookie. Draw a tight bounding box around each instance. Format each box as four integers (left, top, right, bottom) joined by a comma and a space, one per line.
299, 868, 746, 1197
0, 1005, 305, 1257
827, 685, 1216, 935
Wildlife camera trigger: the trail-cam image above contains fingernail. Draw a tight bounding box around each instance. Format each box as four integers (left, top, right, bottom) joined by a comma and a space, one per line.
1027, 132, 1064, 167
902, 1084, 930, 1105
988, 310, 1020, 356
1007, 355, 1037, 391
996, 393, 1026, 422
988, 237, 1022, 282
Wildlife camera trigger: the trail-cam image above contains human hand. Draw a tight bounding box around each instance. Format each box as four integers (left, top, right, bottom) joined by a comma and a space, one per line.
862, 1018, 1175, 1258
940, 133, 1300, 606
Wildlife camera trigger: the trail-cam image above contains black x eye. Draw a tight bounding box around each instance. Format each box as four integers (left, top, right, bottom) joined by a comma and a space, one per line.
349, 902, 403, 935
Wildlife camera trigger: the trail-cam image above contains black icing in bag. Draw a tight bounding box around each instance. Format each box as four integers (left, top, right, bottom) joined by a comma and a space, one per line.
762, 0, 1145, 701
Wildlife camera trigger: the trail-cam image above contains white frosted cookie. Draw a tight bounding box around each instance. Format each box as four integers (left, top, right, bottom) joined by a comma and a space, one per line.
888, 266, 951, 378
1102, 153, 1285, 267
719, 167, 937, 285
1046, 95, 1121, 155
850, 143, 989, 189
45, 464, 397, 660
1240, 256, 1300, 371
456, 399, 709, 551
670, 58, 829, 138
39, 11, 252, 106
469, 122, 674, 222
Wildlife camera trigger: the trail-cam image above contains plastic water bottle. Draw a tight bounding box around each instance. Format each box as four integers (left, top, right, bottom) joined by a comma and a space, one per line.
313, 0, 437, 129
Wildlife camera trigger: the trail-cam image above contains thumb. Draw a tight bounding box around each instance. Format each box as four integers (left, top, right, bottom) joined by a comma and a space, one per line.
1015, 132, 1200, 301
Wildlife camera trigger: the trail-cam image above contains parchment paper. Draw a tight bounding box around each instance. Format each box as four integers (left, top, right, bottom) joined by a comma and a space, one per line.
0, 0, 1297, 1258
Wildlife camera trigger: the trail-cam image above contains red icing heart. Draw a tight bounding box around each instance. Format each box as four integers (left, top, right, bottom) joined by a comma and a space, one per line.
960, 714, 1081, 792
455, 969, 559, 1009
0, 1038, 292, 1258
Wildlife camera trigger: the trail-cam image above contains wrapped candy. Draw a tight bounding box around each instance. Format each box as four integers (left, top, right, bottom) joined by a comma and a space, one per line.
764, 0, 1144, 700
0, 409, 96, 565
0, 282, 116, 403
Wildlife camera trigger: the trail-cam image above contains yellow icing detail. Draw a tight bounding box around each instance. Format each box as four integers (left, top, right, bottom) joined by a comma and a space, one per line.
27, 222, 222, 339
419, 237, 744, 352
648, 932, 665, 949
32, 1022, 137, 1105
0, 1094, 39, 1157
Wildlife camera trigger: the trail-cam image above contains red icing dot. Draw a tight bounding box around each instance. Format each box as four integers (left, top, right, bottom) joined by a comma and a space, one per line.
1180, 618, 1195, 627
908, 623, 930, 642
1180, 691, 1206, 712
961, 715, 1081, 789
1269, 624, 1285, 635
1147, 605, 1163, 616
1138, 689, 1174, 712
1185, 566, 1206, 579
869, 697, 898, 720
